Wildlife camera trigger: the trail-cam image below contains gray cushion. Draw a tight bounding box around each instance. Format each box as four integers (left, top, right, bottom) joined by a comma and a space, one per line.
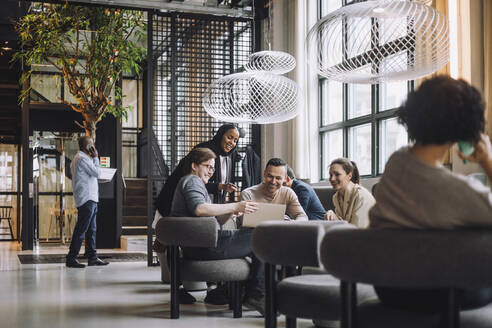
321, 226, 492, 288
356, 300, 492, 328
252, 221, 325, 266
155, 216, 218, 248
313, 187, 336, 211
276, 274, 377, 320
180, 258, 250, 282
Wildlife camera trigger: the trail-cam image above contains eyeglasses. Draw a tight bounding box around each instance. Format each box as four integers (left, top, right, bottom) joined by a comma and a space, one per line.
200, 164, 215, 172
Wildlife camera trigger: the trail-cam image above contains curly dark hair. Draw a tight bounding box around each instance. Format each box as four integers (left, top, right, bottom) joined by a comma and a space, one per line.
398, 75, 485, 145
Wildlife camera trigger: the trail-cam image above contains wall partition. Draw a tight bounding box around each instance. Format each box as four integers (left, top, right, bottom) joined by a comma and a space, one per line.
146, 11, 255, 264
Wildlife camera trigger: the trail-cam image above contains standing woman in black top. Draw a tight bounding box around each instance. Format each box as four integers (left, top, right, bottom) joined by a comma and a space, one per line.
156, 123, 242, 217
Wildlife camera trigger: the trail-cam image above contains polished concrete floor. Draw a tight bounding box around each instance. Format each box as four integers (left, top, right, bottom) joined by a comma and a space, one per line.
0, 242, 315, 328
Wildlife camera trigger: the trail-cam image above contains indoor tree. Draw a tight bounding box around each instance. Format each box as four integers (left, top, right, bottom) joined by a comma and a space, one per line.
15, 3, 146, 140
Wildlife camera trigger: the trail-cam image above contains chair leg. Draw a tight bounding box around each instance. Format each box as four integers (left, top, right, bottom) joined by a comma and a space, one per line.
228, 282, 233, 310
286, 317, 296, 328
7, 219, 15, 240
265, 263, 277, 328
8, 219, 14, 240
440, 288, 460, 328
232, 281, 242, 318
340, 281, 357, 328
169, 245, 179, 319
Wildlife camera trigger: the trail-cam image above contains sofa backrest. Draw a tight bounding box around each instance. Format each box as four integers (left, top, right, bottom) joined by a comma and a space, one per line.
313, 187, 336, 211
320, 224, 492, 289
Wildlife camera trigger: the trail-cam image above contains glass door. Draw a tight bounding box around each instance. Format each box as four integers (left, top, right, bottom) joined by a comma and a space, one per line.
0, 145, 19, 241
32, 131, 82, 245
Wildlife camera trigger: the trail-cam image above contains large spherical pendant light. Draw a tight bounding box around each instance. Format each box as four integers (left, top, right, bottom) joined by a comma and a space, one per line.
203, 71, 300, 124
307, 0, 449, 83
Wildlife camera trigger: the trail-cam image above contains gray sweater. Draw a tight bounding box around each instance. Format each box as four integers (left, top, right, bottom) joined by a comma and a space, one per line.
370, 147, 492, 229
170, 174, 211, 218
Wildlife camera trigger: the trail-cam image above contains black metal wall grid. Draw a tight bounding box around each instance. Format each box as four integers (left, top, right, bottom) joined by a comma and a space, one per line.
152, 12, 254, 182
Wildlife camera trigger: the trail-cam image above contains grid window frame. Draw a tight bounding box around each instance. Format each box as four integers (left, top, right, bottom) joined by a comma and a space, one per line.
318, 0, 412, 180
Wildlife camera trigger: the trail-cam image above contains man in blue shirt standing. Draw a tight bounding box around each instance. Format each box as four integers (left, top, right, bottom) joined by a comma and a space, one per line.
285, 166, 327, 221
66, 136, 109, 268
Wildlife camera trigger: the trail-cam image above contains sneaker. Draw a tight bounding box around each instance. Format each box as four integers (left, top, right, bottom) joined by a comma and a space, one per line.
243, 292, 265, 316
204, 285, 229, 305
178, 288, 196, 304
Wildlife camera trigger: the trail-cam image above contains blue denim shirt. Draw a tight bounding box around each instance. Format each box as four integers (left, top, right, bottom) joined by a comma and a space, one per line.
71, 151, 100, 208
291, 179, 326, 221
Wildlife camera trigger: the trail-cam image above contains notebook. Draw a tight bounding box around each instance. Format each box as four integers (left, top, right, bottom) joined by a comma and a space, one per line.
242, 203, 286, 228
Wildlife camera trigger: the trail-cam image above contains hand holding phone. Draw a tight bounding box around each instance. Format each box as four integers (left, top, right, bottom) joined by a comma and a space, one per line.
457, 141, 475, 164
86, 144, 98, 158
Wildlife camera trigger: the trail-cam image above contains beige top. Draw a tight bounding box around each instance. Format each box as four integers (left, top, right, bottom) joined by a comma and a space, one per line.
241, 184, 308, 221
370, 147, 492, 229
333, 181, 375, 228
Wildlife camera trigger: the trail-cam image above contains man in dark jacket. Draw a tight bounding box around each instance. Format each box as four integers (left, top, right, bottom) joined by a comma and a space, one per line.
285, 166, 327, 221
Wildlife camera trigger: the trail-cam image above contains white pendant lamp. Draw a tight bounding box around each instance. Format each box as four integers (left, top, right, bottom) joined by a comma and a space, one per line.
307, 0, 449, 83
203, 71, 300, 124
244, 50, 296, 74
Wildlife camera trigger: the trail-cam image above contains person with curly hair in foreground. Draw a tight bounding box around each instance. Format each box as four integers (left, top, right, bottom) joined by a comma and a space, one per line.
370, 75, 492, 312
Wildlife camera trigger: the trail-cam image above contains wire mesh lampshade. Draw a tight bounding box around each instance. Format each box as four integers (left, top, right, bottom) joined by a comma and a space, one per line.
203, 71, 301, 124
306, 0, 449, 83
244, 50, 296, 74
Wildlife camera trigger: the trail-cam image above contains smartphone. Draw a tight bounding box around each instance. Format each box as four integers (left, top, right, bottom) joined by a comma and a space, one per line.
458, 141, 474, 164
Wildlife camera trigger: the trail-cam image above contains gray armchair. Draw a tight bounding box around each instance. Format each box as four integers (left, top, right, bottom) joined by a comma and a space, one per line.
252, 220, 375, 328
155, 216, 250, 319
320, 225, 492, 328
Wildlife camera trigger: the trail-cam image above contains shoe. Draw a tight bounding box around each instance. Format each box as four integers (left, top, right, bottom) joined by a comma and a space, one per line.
88, 258, 109, 266
204, 285, 229, 305
66, 259, 86, 268
243, 292, 265, 316
178, 288, 196, 304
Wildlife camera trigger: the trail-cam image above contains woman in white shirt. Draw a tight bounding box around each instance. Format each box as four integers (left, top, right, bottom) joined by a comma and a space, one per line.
325, 158, 375, 228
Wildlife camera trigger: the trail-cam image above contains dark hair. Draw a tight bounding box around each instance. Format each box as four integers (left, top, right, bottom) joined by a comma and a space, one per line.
183, 148, 216, 174
398, 75, 485, 145
211, 124, 241, 155
329, 158, 360, 184
286, 165, 296, 179
265, 158, 287, 170
78, 136, 91, 151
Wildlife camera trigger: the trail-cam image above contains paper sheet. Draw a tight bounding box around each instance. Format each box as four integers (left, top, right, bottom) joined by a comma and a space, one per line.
98, 168, 117, 183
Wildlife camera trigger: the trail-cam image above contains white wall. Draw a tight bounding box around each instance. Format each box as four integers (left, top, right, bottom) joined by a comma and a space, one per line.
260, 0, 320, 181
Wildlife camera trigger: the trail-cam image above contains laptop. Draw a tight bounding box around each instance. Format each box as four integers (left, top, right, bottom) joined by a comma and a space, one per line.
242, 203, 286, 228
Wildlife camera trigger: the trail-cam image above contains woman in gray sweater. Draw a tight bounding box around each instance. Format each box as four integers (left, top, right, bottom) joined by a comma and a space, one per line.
370, 75, 492, 312
170, 147, 266, 315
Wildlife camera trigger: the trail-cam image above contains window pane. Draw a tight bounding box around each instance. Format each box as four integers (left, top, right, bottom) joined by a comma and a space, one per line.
380, 51, 408, 79
322, 129, 343, 180
320, 0, 342, 17
380, 81, 408, 111
348, 84, 371, 119
379, 118, 408, 173
122, 79, 139, 128
348, 123, 372, 176
379, 17, 407, 45
31, 74, 61, 103
321, 79, 343, 125
347, 17, 370, 58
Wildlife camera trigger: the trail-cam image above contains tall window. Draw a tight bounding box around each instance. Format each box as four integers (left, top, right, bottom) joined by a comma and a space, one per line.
318, 0, 410, 180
